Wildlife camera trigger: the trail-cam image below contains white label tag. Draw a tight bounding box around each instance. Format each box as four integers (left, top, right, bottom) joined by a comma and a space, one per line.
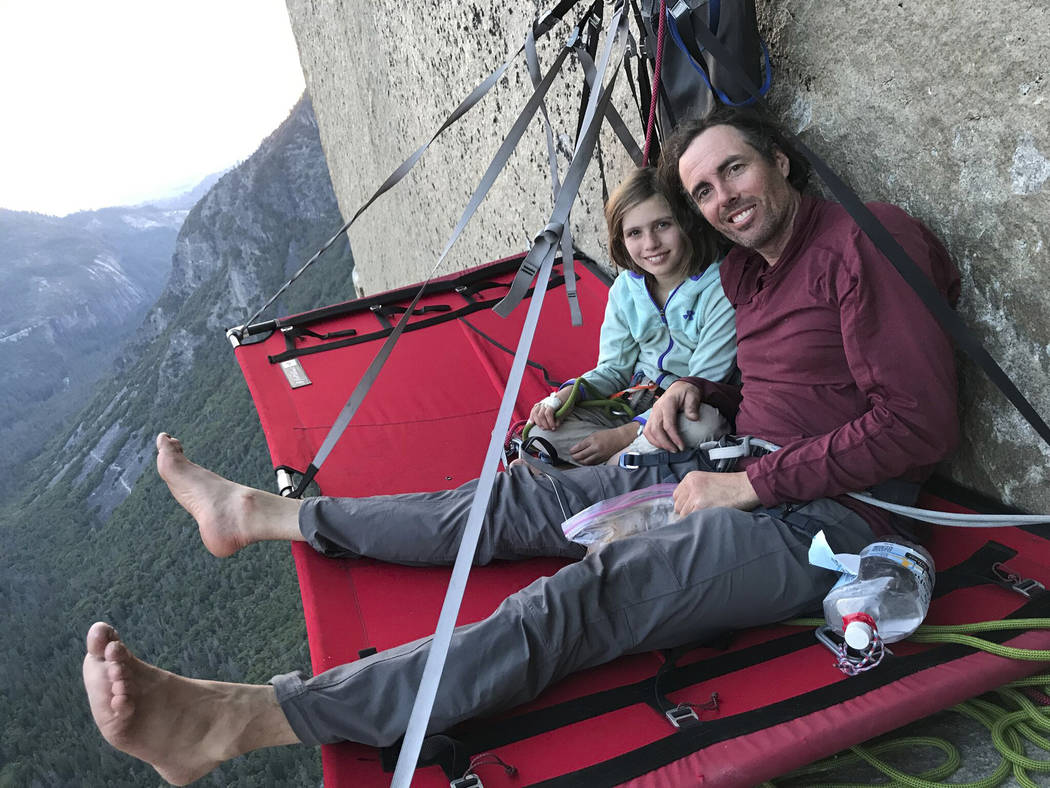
280, 359, 311, 389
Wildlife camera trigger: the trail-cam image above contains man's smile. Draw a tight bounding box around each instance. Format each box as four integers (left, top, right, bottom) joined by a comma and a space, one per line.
726, 205, 756, 225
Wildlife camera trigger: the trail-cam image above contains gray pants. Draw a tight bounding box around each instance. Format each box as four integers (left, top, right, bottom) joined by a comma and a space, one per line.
271, 461, 875, 747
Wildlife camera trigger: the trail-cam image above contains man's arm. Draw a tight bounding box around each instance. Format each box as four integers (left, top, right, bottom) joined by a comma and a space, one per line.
645, 379, 756, 514
645, 377, 741, 451
747, 206, 961, 506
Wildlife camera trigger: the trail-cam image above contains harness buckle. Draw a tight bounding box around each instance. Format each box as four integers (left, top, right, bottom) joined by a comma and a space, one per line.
619, 452, 643, 469
664, 704, 699, 728
708, 436, 751, 461
450, 776, 482, 788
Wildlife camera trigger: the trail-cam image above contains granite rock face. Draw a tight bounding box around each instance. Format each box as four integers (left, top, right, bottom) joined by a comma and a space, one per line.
285, 1, 1049, 512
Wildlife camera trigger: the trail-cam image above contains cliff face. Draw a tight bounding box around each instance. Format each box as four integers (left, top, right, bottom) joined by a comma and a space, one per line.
285, 0, 1050, 512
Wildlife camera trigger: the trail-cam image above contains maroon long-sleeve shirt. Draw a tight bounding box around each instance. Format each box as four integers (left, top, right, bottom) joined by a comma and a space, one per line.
683, 194, 961, 534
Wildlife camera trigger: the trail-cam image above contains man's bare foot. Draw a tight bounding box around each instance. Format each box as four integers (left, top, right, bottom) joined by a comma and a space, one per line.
82, 622, 300, 785
155, 433, 302, 556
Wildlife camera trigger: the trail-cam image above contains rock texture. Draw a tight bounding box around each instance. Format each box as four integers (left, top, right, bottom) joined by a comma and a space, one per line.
285, 0, 1050, 512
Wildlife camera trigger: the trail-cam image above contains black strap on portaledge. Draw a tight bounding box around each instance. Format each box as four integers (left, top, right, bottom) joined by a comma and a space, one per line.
683, 16, 1050, 449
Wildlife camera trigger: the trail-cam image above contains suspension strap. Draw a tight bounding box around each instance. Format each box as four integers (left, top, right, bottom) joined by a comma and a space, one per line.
495, 1, 629, 320
526, 23, 583, 326
237, 0, 586, 330
393, 11, 632, 783
390, 242, 562, 788
575, 46, 644, 164
287, 20, 585, 498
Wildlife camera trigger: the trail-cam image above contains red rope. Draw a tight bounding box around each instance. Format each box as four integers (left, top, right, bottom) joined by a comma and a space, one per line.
642, 0, 668, 166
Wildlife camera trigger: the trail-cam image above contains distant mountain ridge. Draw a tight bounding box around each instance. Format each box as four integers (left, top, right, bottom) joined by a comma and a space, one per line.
139, 169, 229, 211
0, 203, 184, 479
0, 92, 351, 786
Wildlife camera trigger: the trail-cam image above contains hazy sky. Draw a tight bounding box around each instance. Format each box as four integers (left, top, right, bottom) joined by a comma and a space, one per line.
0, 0, 306, 216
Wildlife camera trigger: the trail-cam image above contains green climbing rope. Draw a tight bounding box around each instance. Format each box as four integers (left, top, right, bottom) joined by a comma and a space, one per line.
783, 617, 1050, 662
520, 377, 636, 442
764, 614, 1050, 787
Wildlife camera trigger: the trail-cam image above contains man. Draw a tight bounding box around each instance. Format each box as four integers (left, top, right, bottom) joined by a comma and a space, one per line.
83, 107, 960, 785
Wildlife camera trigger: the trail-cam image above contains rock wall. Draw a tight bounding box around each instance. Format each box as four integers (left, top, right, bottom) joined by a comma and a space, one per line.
285, 1, 1050, 512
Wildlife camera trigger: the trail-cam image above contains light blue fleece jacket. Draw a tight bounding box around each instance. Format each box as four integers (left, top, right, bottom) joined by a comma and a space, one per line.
574, 262, 737, 423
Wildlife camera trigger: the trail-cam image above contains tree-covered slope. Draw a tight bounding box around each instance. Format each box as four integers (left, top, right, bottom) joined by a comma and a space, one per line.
0, 93, 357, 787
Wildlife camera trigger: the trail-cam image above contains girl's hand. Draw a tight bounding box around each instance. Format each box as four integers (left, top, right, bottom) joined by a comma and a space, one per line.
570, 422, 638, 465
530, 391, 571, 431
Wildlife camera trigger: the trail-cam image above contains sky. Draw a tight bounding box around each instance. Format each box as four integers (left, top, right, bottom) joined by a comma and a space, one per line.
0, 0, 306, 216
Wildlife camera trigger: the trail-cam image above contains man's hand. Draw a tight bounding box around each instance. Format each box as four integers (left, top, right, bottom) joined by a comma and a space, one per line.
570, 422, 637, 465
645, 380, 703, 451
673, 471, 760, 516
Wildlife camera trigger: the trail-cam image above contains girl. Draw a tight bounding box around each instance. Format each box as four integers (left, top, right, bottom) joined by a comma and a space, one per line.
527, 167, 736, 465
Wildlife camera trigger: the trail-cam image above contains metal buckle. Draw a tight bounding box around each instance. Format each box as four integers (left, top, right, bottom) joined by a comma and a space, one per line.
993, 563, 1046, 598
665, 704, 699, 728
450, 776, 482, 788
815, 626, 870, 668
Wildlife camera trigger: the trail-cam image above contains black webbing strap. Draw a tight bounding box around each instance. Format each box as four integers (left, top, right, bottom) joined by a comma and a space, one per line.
387, 540, 1042, 787
681, 13, 1050, 449
267, 274, 570, 364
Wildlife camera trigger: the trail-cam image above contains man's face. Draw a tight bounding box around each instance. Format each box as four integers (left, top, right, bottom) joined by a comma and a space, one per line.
678, 124, 800, 265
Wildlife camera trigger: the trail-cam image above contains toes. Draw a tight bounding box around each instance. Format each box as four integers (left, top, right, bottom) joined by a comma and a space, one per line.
86, 622, 118, 658
107, 659, 127, 683
111, 692, 133, 716
156, 433, 183, 453
105, 638, 129, 664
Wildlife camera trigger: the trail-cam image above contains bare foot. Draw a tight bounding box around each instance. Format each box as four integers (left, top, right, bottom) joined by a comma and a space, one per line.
155, 433, 302, 556
82, 622, 299, 785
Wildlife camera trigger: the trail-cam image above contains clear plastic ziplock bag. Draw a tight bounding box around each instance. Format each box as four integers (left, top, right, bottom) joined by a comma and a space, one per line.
562, 483, 680, 551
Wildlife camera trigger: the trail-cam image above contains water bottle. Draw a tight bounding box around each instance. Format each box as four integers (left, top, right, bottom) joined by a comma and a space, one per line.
822, 540, 935, 650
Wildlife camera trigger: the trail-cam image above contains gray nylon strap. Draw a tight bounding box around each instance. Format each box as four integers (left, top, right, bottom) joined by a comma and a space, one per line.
576, 46, 644, 165
390, 243, 561, 788
305, 42, 576, 475
395, 10, 628, 783
241, 3, 579, 329
495, 2, 629, 319
526, 28, 583, 326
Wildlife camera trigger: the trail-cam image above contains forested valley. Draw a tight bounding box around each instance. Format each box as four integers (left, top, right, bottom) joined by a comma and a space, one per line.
0, 93, 355, 787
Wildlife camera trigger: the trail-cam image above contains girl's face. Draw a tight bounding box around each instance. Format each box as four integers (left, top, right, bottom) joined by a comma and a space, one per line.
621, 194, 689, 286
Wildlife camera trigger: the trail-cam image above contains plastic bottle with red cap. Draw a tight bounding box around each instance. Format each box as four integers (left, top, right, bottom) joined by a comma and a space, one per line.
822, 540, 936, 651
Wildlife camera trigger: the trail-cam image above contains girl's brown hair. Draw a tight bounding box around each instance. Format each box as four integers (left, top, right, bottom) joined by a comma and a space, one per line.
604, 167, 722, 284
